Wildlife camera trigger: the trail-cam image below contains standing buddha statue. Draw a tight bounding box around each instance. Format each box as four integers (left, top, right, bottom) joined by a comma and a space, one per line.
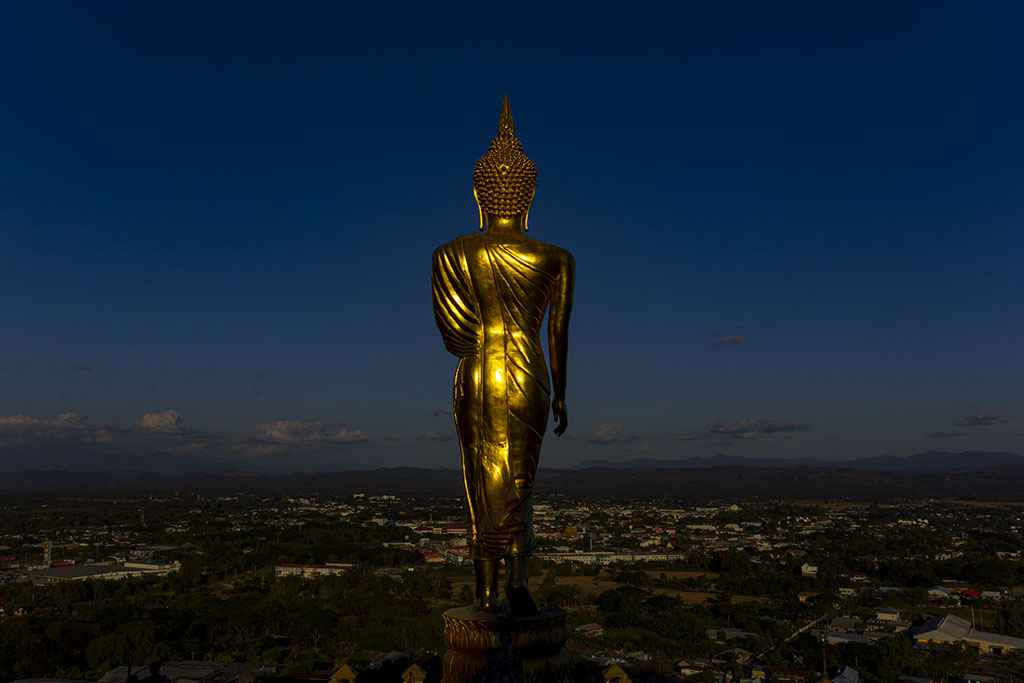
431, 94, 575, 616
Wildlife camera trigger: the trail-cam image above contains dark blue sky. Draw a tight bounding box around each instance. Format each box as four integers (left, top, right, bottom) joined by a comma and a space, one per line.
2, 1, 1021, 469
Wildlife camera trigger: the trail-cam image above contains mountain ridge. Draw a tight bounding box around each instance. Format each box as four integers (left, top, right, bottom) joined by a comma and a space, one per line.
569, 450, 1022, 471
4, 464, 1024, 502
0, 446, 1018, 477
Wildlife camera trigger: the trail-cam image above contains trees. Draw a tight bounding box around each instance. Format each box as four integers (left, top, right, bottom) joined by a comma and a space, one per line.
994, 599, 1024, 638
963, 557, 1019, 588
878, 559, 940, 589
874, 635, 913, 682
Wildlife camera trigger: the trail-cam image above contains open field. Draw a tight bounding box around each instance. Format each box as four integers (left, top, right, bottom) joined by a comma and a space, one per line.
645, 569, 719, 580
554, 575, 761, 604
444, 569, 760, 606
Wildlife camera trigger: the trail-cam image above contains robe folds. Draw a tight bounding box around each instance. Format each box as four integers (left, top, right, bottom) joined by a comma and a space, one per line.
432, 233, 557, 560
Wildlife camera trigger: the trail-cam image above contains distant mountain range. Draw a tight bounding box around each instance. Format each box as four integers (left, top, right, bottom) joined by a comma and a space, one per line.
1, 446, 1018, 477
570, 451, 1024, 471
4, 463, 1024, 502
1, 447, 1023, 500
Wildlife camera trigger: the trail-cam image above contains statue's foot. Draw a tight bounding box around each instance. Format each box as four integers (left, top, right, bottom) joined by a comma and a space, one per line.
474, 595, 502, 613
505, 585, 539, 616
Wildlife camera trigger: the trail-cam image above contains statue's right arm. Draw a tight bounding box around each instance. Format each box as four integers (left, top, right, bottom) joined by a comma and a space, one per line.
548, 249, 575, 436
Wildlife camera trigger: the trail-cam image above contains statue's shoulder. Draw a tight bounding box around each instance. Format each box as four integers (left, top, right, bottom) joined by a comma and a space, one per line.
433, 234, 479, 259
455, 232, 485, 246
527, 239, 575, 270
446, 233, 487, 252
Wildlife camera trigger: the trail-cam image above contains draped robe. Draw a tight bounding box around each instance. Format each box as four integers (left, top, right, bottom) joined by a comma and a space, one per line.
432, 233, 560, 559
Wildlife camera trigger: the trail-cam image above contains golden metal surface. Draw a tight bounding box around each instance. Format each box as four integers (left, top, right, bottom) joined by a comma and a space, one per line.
432, 95, 575, 612
441, 606, 571, 683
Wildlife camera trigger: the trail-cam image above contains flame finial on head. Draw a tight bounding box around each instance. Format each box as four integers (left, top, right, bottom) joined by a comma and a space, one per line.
497, 93, 515, 138
474, 94, 537, 221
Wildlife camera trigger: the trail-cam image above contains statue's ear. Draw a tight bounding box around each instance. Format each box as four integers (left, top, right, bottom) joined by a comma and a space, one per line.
473, 187, 485, 231
524, 187, 536, 232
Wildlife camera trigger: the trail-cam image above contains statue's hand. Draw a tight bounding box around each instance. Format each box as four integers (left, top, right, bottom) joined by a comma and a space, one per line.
552, 398, 568, 437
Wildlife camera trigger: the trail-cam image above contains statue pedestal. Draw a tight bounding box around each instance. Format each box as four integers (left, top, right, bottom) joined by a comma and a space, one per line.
441, 605, 570, 682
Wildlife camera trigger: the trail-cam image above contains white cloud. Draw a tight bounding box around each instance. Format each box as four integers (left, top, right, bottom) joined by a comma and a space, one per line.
249, 420, 368, 446
706, 418, 812, 439
955, 412, 1012, 427
572, 423, 642, 444
411, 430, 455, 441
0, 413, 95, 445
710, 419, 760, 435
0, 414, 48, 427
0, 410, 372, 460
136, 409, 185, 434
712, 335, 744, 346
762, 420, 811, 433
54, 412, 90, 425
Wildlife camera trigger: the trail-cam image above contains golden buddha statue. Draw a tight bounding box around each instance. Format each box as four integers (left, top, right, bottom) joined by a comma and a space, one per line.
432, 95, 575, 615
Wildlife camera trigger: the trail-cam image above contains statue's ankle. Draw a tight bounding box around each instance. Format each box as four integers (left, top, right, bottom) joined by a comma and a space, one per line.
474, 594, 502, 613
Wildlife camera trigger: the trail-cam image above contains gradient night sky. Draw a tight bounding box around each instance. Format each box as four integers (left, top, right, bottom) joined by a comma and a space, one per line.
2, 2, 1022, 470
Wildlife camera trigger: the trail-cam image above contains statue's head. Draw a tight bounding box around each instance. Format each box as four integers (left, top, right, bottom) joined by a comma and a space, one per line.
473, 94, 536, 228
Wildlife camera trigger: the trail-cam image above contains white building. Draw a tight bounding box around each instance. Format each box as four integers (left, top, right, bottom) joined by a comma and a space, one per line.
29, 560, 180, 582
275, 563, 356, 578
876, 607, 902, 622
911, 614, 1024, 656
